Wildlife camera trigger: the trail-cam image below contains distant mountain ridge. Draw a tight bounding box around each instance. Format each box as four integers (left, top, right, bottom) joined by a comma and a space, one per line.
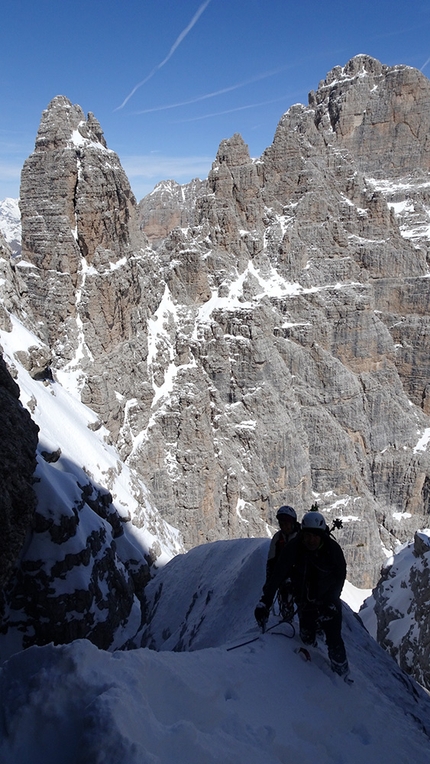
137, 177, 207, 248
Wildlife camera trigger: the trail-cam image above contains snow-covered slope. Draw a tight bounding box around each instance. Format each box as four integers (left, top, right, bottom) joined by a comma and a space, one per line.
0, 313, 184, 659
0, 315, 183, 558
0, 537, 429, 764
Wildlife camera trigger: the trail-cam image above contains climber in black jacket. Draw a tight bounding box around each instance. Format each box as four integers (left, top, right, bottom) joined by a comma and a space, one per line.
263, 505, 300, 621
255, 510, 349, 677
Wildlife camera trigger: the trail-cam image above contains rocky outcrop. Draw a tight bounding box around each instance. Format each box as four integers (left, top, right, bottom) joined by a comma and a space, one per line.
0, 354, 38, 590
1, 476, 150, 655
20, 97, 136, 273
360, 530, 430, 691
0, 234, 30, 327
19, 96, 145, 354
11, 57, 430, 587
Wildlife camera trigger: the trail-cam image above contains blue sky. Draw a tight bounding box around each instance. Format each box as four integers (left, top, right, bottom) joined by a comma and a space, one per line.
1, 0, 430, 202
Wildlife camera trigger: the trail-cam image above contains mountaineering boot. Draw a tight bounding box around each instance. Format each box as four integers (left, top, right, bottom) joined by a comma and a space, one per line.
331, 659, 354, 684
328, 640, 349, 677
299, 626, 317, 648
254, 601, 269, 630
330, 658, 349, 677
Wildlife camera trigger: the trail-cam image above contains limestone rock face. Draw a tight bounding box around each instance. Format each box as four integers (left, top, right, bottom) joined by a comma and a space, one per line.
138, 178, 207, 248
309, 55, 430, 178
0, 234, 30, 328
0, 354, 38, 590
18, 96, 154, 441
21, 96, 134, 272
19, 96, 143, 352
11, 57, 430, 587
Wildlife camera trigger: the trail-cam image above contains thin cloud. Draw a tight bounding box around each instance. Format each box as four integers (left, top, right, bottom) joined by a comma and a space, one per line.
115, 0, 211, 111
365, 19, 430, 44
0, 160, 24, 180
421, 56, 430, 71
171, 94, 301, 123
131, 66, 291, 116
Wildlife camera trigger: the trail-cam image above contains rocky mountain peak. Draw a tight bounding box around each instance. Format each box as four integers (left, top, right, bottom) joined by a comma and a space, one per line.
18, 96, 145, 371
309, 55, 430, 177
34, 96, 108, 152
213, 133, 251, 167
320, 53, 386, 87
137, 178, 207, 248
85, 111, 107, 146
35, 96, 85, 151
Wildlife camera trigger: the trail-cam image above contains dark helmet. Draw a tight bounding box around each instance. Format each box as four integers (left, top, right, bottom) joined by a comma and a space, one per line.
301, 510, 327, 534
276, 505, 297, 521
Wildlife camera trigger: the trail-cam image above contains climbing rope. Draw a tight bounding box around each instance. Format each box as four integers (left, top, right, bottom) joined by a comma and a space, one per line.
226, 618, 295, 651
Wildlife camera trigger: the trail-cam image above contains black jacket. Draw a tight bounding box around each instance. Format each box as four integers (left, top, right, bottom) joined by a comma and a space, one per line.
262, 532, 346, 608
265, 522, 300, 579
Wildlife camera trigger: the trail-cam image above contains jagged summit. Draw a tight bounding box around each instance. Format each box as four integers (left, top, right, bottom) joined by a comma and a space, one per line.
34, 95, 107, 152
310, 53, 424, 99
318, 54, 388, 87
308, 54, 430, 177
213, 132, 251, 167
138, 176, 207, 246
19, 92, 141, 359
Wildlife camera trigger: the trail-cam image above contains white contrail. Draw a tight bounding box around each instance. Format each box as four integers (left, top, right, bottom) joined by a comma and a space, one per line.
115, 0, 211, 111
421, 56, 430, 72
131, 66, 290, 115
171, 94, 298, 122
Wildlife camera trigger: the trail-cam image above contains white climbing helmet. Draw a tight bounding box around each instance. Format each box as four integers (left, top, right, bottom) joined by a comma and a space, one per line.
301, 510, 327, 533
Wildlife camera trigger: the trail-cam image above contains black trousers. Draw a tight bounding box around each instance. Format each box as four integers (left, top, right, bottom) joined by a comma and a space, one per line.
298, 599, 347, 666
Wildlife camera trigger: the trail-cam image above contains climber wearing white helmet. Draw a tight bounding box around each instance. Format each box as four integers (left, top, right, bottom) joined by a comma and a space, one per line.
255, 508, 349, 678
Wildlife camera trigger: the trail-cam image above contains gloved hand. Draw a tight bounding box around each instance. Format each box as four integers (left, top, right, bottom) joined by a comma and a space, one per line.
254, 601, 269, 628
